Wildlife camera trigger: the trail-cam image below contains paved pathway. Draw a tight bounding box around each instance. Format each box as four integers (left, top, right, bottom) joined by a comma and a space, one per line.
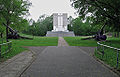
78, 47, 96, 56
0, 51, 34, 77
58, 37, 69, 46
0, 37, 119, 77
21, 46, 119, 77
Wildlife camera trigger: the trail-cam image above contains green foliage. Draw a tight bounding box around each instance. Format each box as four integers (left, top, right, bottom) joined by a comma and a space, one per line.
95, 48, 120, 69
68, 24, 73, 31
11, 36, 58, 46
0, 0, 31, 24
64, 37, 97, 47
11, 18, 30, 32
0, 25, 5, 33
23, 15, 53, 36
102, 37, 120, 48
0, 25, 6, 43
0, 0, 31, 41
71, 0, 120, 32
72, 17, 101, 36
67, 16, 73, 31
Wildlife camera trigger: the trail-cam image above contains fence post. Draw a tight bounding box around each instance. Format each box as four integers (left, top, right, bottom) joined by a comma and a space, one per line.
0, 45, 1, 58
97, 43, 98, 51
102, 46, 104, 59
10, 42, 12, 50
102, 46, 104, 55
116, 50, 119, 68
8, 42, 12, 51
97, 43, 100, 51
8, 43, 10, 51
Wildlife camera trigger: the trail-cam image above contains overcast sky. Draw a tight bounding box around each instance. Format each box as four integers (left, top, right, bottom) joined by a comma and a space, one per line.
28, 0, 77, 21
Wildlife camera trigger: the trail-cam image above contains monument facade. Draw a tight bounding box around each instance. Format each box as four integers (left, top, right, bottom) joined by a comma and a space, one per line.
52, 13, 69, 32
46, 13, 75, 37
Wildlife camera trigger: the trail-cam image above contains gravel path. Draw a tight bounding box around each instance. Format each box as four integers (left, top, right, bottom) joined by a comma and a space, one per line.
58, 37, 69, 46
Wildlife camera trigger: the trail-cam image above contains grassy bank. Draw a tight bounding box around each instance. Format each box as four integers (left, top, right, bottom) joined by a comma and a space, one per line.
64, 37, 97, 47
11, 37, 58, 46
95, 37, 120, 70
102, 37, 120, 48
0, 35, 58, 60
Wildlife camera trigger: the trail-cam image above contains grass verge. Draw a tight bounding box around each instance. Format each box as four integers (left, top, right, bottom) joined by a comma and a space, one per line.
64, 37, 97, 47
0, 35, 58, 61
102, 37, 120, 48
95, 37, 120, 70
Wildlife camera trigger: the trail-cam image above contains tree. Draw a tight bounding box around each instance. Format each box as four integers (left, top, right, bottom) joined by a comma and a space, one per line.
72, 17, 101, 36
0, 25, 5, 40
0, 0, 31, 41
23, 15, 53, 36
71, 0, 120, 37
68, 16, 74, 31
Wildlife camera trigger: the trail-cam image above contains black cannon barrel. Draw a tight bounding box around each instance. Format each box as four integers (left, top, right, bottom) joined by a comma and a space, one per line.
95, 22, 107, 41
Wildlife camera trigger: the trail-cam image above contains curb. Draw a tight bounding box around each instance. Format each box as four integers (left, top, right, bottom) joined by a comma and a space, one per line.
93, 55, 120, 76
16, 50, 36, 77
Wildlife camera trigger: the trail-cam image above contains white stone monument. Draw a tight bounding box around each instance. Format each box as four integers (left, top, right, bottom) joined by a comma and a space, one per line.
52, 13, 69, 32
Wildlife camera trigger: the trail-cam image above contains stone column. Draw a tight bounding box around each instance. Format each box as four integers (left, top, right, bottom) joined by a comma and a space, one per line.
52, 13, 68, 32
53, 13, 58, 31
63, 13, 68, 31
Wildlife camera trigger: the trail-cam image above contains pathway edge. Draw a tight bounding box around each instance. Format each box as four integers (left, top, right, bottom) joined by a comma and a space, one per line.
93, 54, 120, 76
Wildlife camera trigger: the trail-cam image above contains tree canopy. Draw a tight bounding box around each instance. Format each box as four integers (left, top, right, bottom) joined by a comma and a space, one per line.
71, 0, 120, 32
0, 0, 31, 41
0, 0, 31, 25
23, 15, 53, 36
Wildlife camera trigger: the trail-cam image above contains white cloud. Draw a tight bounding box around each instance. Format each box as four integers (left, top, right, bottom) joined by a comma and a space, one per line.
28, 0, 77, 21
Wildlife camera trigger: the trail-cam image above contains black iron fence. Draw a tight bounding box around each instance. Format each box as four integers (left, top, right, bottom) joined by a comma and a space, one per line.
96, 41, 120, 69
0, 41, 12, 58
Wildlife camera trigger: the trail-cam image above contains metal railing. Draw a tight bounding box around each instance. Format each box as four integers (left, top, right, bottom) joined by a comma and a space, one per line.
0, 41, 12, 58
97, 41, 120, 68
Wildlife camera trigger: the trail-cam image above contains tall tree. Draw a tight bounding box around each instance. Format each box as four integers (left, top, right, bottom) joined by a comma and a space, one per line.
71, 0, 120, 35
72, 17, 101, 36
0, 0, 31, 41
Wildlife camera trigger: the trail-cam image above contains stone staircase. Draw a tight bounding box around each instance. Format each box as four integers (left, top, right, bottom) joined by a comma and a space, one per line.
46, 31, 75, 37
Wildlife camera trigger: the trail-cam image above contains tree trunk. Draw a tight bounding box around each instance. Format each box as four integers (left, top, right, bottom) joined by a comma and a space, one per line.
6, 21, 10, 42
117, 32, 119, 38
6, 25, 9, 42
0, 32, 3, 43
114, 32, 117, 37
0, 33, 2, 38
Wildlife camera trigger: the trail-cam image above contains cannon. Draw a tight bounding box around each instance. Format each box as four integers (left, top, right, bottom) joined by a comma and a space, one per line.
7, 26, 20, 39
7, 26, 33, 39
94, 23, 107, 41
81, 23, 107, 41
3, 23, 33, 39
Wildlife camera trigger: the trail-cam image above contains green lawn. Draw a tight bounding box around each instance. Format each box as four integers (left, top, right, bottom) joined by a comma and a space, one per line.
11, 37, 58, 46
102, 37, 120, 48
0, 35, 58, 60
0, 37, 6, 44
64, 37, 97, 47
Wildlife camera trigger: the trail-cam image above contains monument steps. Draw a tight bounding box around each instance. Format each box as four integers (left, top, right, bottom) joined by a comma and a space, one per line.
46, 31, 75, 37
